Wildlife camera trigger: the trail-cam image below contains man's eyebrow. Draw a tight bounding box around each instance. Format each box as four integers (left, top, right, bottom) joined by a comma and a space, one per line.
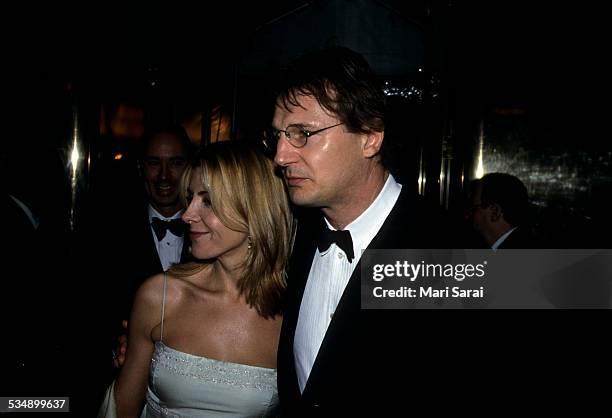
288, 123, 315, 129
273, 122, 313, 128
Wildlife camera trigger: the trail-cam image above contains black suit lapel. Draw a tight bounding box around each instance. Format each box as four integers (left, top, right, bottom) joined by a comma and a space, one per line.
143, 211, 164, 272
277, 211, 323, 405
301, 258, 361, 399
299, 191, 414, 398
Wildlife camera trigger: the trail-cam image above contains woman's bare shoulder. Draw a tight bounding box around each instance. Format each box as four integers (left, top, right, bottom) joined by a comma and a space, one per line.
132, 273, 190, 313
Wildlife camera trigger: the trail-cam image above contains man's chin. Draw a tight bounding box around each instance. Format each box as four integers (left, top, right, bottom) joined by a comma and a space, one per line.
151, 199, 181, 213
288, 190, 319, 208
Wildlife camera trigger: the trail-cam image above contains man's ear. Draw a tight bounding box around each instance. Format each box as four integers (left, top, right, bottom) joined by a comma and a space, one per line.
362, 130, 384, 159
489, 203, 503, 222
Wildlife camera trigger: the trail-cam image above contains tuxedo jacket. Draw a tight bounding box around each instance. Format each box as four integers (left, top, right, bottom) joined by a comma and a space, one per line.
277, 188, 456, 415
116, 203, 191, 318
89, 200, 191, 328
496, 226, 540, 249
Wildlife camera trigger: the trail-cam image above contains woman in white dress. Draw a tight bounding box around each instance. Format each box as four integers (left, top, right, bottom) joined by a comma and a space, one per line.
113, 141, 294, 417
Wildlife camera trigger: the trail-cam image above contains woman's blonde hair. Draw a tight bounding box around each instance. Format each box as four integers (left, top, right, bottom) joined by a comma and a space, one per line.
171, 141, 294, 318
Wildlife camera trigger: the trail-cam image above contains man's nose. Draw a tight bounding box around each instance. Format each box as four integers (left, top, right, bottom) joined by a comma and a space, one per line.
274, 135, 297, 167
159, 161, 169, 179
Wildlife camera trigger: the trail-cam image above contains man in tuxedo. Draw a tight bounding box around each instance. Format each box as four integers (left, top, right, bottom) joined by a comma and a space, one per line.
128, 124, 194, 299
93, 124, 195, 333
267, 47, 452, 414
466, 172, 537, 249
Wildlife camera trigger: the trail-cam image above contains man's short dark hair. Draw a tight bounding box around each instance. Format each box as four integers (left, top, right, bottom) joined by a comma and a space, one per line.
139, 124, 195, 159
277, 46, 386, 136
480, 173, 529, 227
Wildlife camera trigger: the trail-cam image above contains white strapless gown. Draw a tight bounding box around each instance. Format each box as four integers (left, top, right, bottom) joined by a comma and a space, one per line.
140, 342, 279, 417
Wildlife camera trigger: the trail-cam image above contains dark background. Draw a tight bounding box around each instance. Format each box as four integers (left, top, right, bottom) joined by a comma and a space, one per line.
5, 0, 609, 244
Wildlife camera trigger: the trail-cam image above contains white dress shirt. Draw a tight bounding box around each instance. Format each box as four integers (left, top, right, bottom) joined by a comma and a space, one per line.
294, 174, 402, 392
491, 226, 517, 250
148, 205, 184, 271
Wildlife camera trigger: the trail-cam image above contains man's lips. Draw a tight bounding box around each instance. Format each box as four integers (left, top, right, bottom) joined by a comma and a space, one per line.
155, 185, 176, 196
285, 176, 307, 186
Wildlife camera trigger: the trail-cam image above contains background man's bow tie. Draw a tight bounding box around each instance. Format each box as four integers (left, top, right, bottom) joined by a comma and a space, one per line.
151, 217, 185, 241
317, 227, 354, 262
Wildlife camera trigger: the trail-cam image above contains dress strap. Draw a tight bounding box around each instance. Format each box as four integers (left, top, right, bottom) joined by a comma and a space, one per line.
160, 271, 168, 343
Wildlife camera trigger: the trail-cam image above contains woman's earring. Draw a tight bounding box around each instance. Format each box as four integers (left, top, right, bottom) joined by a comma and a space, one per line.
247, 236, 252, 250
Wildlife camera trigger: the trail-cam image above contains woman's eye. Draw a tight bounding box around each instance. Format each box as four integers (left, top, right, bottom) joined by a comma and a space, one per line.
202, 198, 212, 208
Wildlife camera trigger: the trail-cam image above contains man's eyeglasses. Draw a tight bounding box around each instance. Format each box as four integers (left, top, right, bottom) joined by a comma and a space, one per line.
262, 122, 343, 152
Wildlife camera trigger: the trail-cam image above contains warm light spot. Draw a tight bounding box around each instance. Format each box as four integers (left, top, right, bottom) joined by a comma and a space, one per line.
114, 153, 123, 160
110, 103, 145, 138
475, 120, 485, 179
70, 142, 80, 175
475, 150, 484, 179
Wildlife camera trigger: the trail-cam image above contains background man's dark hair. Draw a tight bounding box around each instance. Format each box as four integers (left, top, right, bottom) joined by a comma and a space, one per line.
138, 124, 196, 159
480, 172, 529, 226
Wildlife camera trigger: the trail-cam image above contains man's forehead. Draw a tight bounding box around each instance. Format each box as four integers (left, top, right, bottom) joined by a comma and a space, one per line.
273, 95, 333, 122
145, 134, 186, 157
470, 183, 483, 201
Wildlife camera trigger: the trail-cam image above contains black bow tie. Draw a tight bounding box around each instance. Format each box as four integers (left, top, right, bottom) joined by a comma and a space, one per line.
151, 217, 185, 241
317, 227, 354, 262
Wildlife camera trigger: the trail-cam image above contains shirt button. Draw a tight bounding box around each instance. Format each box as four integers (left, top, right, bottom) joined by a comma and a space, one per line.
338, 253, 344, 259
330, 312, 334, 319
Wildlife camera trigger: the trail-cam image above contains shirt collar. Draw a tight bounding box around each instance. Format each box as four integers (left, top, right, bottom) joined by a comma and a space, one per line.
148, 204, 183, 222
324, 173, 402, 256
492, 226, 518, 250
